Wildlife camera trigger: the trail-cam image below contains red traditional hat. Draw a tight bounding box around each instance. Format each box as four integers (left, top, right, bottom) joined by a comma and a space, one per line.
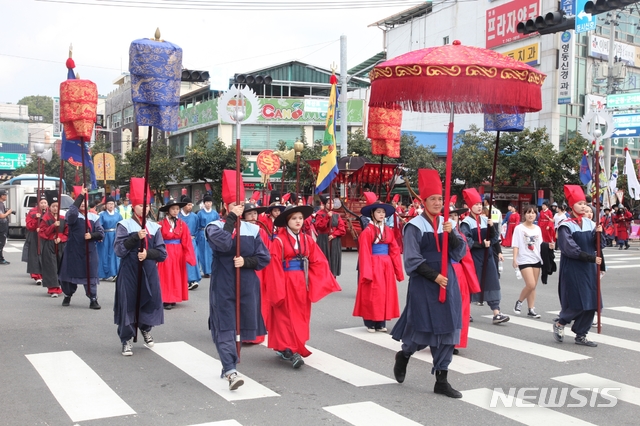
564, 185, 585, 208
450, 195, 458, 206
392, 194, 400, 203
222, 170, 244, 205
129, 177, 151, 206
363, 191, 377, 205
418, 169, 442, 200
73, 185, 83, 198
251, 190, 260, 201
282, 193, 291, 203
462, 188, 482, 207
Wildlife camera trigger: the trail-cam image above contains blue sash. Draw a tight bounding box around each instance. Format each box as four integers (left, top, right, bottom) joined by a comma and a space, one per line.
165, 239, 180, 245
372, 244, 389, 255
283, 259, 303, 271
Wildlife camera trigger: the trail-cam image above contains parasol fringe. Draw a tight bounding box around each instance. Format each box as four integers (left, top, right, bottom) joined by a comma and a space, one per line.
369, 77, 542, 114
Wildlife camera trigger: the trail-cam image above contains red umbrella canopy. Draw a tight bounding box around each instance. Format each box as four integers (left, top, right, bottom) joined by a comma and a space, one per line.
369, 40, 546, 115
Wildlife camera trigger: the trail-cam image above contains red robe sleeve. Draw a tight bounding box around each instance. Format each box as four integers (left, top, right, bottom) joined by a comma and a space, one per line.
331, 215, 346, 238
179, 220, 197, 266
357, 226, 374, 284
39, 213, 57, 239
314, 210, 330, 233
386, 226, 405, 281
26, 209, 39, 231
307, 234, 342, 303
263, 237, 287, 307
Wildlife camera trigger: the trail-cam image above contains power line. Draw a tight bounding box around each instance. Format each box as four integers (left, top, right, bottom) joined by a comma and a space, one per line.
0, 52, 121, 71
35, 0, 427, 10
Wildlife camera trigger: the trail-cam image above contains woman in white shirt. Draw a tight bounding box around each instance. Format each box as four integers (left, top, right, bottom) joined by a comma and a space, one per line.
512, 206, 543, 319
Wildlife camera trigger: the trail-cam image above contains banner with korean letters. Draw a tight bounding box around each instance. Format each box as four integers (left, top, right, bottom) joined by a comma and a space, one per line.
558, 31, 575, 105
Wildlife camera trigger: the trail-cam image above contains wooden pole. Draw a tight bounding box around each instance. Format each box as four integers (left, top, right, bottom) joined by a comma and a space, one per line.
80, 138, 92, 300
594, 144, 602, 334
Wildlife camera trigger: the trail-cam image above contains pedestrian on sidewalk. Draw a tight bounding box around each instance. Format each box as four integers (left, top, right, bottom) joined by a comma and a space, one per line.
59, 187, 105, 309
262, 204, 341, 369
205, 170, 270, 390
353, 192, 403, 333
38, 190, 68, 297
157, 198, 196, 310
553, 185, 604, 347
391, 169, 466, 399
23, 194, 48, 284
512, 206, 544, 319
460, 188, 509, 325
114, 178, 167, 356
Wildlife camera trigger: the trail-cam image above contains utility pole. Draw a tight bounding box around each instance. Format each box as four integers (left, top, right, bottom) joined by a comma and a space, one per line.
604, 17, 616, 178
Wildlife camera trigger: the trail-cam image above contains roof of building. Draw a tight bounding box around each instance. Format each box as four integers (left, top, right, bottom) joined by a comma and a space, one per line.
348, 51, 386, 78
369, 2, 433, 28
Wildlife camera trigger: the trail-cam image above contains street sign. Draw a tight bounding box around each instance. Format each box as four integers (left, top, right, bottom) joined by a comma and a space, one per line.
0, 153, 28, 169
607, 93, 640, 109
612, 114, 640, 137
561, 0, 575, 15
612, 128, 640, 137
576, 0, 597, 34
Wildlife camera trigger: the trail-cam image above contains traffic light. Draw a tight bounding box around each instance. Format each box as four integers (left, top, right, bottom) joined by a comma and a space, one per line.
234, 74, 272, 85
584, 0, 638, 15
517, 11, 576, 35
181, 69, 210, 82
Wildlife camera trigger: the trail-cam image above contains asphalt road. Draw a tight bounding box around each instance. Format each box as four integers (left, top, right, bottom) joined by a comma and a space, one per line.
1, 238, 639, 426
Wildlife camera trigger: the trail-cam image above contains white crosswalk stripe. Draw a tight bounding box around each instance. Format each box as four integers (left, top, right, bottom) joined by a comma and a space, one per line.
189, 421, 244, 426
337, 327, 500, 374
3, 247, 22, 253
468, 327, 590, 362
261, 334, 396, 386
26, 351, 136, 422
607, 306, 640, 315
552, 373, 640, 407
324, 401, 422, 426
461, 388, 597, 425
484, 315, 640, 352
151, 341, 279, 401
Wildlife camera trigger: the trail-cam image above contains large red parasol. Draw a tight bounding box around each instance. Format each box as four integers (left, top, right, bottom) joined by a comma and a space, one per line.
369, 40, 546, 302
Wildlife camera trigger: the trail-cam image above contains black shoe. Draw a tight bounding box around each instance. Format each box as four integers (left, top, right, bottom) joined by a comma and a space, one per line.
492, 313, 510, 324
163, 303, 173, 310
62, 296, 71, 307
619, 246, 623, 250
89, 299, 101, 310
469, 315, 473, 323
0, 259, 10, 265
553, 322, 564, 343
393, 351, 410, 383
277, 348, 294, 361
434, 370, 462, 398
624, 245, 630, 250
453, 348, 459, 355
291, 353, 305, 369
575, 335, 597, 347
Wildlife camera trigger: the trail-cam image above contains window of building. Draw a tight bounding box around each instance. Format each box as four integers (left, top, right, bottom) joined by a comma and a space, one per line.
169, 133, 189, 157
443, 36, 449, 45
112, 112, 121, 129
123, 106, 134, 124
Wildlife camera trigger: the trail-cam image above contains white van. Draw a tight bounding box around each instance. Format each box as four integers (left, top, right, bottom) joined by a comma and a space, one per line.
4, 185, 73, 238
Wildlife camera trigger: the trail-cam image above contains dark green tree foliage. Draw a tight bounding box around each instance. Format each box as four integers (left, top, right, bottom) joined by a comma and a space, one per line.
180, 131, 247, 204
17, 95, 54, 123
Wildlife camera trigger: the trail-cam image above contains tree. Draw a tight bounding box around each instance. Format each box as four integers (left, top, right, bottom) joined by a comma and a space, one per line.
452, 125, 495, 190
119, 138, 181, 201
277, 135, 322, 196
180, 131, 247, 204
17, 95, 54, 123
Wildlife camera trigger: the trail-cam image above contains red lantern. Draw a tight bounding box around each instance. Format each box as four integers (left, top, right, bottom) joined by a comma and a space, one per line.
59, 79, 98, 140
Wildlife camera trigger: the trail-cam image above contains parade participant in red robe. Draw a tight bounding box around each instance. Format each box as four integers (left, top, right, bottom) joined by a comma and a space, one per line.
263, 205, 341, 368
353, 192, 403, 332
38, 190, 68, 297
23, 195, 48, 284
501, 204, 520, 247
538, 201, 555, 243
314, 195, 346, 277
613, 206, 633, 249
157, 198, 196, 309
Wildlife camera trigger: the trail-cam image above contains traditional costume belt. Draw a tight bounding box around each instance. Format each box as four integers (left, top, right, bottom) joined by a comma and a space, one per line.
165, 239, 180, 245
104, 228, 116, 232
372, 244, 389, 255
283, 259, 304, 271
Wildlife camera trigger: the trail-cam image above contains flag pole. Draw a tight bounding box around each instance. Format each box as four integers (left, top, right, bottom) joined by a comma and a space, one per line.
56, 158, 64, 256
80, 137, 93, 301
134, 126, 153, 343
234, 93, 243, 360
594, 142, 602, 334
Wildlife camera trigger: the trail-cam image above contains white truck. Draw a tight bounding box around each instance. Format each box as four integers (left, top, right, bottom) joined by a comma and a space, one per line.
4, 185, 73, 239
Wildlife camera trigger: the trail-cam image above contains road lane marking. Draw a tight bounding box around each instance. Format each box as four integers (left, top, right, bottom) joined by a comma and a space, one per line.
552, 373, 640, 407
152, 341, 279, 402
336, 327, 499, 374
468, 327, 590, 362
547, 311, 640, 331
26, 351, 136, 422
324, 401, 422, 426
607, 306, 640, 315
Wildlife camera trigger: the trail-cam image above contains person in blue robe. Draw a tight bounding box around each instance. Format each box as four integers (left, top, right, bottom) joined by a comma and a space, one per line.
179, 196, 201, 290
196, 194, 219, 278
553, 185, 604, 347
97, 196, 122, 280
113, 178, 167, 356
391, 169, 466, 399
59, 187, 105, 309
460, 187, 510, 325
206, 200, 270, 391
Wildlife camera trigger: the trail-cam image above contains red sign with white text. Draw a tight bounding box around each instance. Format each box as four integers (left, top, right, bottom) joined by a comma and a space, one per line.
486, 0, 539, 49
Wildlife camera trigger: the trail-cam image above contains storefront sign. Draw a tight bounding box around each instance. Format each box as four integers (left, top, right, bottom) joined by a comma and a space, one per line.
486, 0, 539, 48
501, 42, 540, 66
558, 31, 575, 105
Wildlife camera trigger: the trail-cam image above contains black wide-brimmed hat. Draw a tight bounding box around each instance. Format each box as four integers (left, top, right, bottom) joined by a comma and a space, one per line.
266, 203, 286, 214
443, 206, 469, 216
242, 203, 267, 218
274, 205, 314, 228
159, 198, 187, 213
361, 202, 395, 218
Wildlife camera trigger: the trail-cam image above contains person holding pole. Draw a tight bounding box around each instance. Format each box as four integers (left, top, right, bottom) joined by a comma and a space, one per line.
23, 193, 48, 284
205, 170, 270, 390
114, 178, 167, 356
553, 185, 604, 347
38, 191, 68, 297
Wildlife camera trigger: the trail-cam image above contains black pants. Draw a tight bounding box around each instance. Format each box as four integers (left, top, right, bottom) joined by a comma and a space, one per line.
0, 222, 7, 261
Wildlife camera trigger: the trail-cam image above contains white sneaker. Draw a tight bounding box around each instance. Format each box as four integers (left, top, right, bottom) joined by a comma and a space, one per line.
50, 293, 59, 298
122, 339, 133, 356
227, 373, 244, 390
141, 329, 154, 348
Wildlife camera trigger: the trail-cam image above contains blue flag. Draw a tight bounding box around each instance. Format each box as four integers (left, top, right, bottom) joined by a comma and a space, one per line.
61, 131, 98, 189
579, 152, 592, 185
